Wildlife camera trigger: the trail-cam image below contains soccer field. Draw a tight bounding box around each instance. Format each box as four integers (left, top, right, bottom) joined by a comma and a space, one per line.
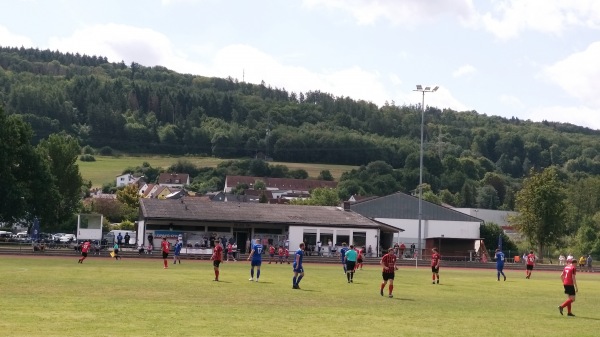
0, 256, 598, 337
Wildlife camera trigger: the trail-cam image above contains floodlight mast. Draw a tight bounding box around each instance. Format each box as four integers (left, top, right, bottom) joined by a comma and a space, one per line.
413, 84, 438, 266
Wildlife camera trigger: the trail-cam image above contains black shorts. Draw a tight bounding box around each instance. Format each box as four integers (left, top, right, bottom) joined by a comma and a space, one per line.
213, 260, 221, 268
382, 271, 395, 281
357, 258, 363, 263
526, 265, 534, 271
81, 252, 88, 257
346, 261, 356, 271
432, 266, 439, 273
564, 285, 576, 296
162, 252, 169, 259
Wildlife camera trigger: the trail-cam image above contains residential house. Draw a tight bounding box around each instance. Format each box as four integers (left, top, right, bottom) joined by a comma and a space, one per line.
158, 173, 190, 188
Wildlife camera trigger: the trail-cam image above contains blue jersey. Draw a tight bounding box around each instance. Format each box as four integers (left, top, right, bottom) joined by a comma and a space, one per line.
495, 251, 505, 266
340, 247, 349, 261
251, 243, 263, 261
294, 248, 304, 268
174, 241, 183, 254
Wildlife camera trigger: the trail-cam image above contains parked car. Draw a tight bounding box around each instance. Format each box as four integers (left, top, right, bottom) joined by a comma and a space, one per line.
59, 234, 76, 243
52, 233, 66, 242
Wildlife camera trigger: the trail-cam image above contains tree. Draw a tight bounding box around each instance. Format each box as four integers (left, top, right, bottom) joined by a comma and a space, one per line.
318, 170, 334, 181
512, 167, 568, 261
116, 184, 140, 210
480, 222, 518, 254
0, 108, 58, 226
36, 133, 83, 226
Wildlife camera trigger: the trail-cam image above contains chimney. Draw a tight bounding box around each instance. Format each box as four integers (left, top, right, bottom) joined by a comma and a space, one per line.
343, 201, 351, 211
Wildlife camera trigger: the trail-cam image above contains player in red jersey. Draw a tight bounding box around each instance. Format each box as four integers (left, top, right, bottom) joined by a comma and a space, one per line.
525, 250, 536, 279
211, 241, 223, 281
380, 248, 398, 298
161, 238, 170, 269
356, 247, 364, 270
268, 245, 275, 264
431, 248, 441, 284
226, 242, 234, 262
78, 240, 91, 264
558, 258, 578, 316
277, 246, 285, 264
285, 247, 290, 264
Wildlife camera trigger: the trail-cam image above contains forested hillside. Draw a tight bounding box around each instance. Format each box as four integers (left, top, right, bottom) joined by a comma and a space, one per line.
3, 46, 600, 213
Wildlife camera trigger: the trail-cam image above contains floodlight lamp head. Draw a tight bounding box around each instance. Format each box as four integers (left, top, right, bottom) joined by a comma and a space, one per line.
416, 84, 423, 90
432, 86, 439, 92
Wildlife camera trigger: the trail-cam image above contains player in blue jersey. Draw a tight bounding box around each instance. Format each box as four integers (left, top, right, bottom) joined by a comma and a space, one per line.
173, 238, 183, 264
292, 242, 305, 289
495, 248, 506, 281
247, 239, 263, 282
339, 242, 349, 274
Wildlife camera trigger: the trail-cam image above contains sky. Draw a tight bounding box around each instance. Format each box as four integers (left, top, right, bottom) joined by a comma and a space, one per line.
1, 0, 600, 129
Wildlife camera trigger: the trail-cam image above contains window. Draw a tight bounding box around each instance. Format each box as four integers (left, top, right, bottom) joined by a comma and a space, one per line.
353, 231, 366, 247
336, 235, 349, 246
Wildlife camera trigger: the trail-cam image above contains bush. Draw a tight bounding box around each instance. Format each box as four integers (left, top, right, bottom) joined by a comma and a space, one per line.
81, 145, 95, 155
79, 154, 96, 162
99, 146, 114, 156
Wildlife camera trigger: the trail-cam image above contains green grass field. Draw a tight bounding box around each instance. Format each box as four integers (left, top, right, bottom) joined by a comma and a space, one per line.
0, 256, 598, 337
77, 155, 356, 187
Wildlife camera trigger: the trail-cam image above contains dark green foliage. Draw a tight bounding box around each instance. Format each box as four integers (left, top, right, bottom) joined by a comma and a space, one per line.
480, 223, 518, 253
99, 146, 114, 156
80, 154, 96, 162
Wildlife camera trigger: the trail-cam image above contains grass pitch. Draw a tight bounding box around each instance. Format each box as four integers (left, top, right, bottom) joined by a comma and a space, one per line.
0, 256, 598, 337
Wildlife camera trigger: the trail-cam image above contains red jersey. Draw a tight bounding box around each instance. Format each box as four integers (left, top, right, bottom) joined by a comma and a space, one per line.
526, 253, 536, 266
81, 241, 91, 253
381, 253, 397, 273
212, 244, 223, 261
278, 247, 284, 256
431, 253, 441, 267
269, 246, 275, 255
285, 248, 289, 257
561, 264, 576, 285
161, 240, 170, 253
227, 243, 232, 253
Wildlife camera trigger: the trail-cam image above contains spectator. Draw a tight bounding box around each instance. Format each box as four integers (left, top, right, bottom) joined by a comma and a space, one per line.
586, 254, 593, 272
399, 242, 406, 258
578, 256, 586, 268
124, 232, 130, 247
117, 233, 123, 247
147, 233, 154, 247
317, 241, 322, 256
559, 254, 565, 266
367, 245, 373, 257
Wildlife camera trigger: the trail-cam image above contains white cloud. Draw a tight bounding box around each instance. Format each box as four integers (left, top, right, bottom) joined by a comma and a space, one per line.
212, 44, 392, 104
0, 25, 34, 48
452, 64, 476, 78
47, 23, 208, 75
527, 105, 600, 129
542, 41, 600, 108
476, 0, 600, 39
302, 0, 475, 26
499, 94, 525, 110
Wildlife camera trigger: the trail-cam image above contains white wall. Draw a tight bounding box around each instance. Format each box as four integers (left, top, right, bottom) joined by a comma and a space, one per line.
376, 218, 480, 246
453, 208, 518, 227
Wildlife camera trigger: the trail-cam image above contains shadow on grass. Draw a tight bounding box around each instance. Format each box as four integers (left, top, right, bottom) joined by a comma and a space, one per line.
573, 316, 600, 321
